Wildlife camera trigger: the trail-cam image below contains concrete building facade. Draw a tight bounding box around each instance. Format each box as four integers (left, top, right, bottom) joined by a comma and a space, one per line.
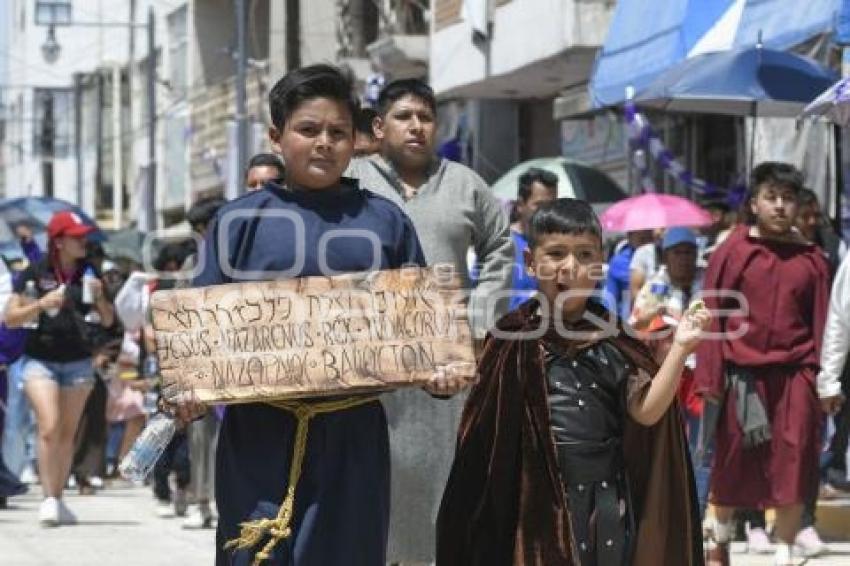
1, 1, 438, 225
185, 0, 270, 203
429, 0, 616, 183
0, 0, 185, 230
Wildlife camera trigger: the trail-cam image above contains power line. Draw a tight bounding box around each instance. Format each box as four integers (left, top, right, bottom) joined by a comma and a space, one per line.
0, 28, 133, 85
0, 47, 70, 81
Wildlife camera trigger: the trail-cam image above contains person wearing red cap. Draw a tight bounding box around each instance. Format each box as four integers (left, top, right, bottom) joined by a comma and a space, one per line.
4, 211, 115, 527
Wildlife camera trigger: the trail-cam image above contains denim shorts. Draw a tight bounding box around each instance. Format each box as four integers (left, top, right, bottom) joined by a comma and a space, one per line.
20, 356, 95, 389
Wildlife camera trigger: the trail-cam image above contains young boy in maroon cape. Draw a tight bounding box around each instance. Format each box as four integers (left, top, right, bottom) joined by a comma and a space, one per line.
437, 198, 709, 566
695, 162, 833, 566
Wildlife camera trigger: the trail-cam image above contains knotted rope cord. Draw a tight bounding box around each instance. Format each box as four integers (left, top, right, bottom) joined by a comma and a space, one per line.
223, 395, 381, 565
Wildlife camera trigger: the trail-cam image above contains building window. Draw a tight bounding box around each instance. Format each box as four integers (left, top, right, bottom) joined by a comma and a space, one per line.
35, 0, 72, 26
694, 115, 739, 190
10, 95, 26, 164
337, 0, 379, 58
398, 0, 428, 34
32, 88, 74, 159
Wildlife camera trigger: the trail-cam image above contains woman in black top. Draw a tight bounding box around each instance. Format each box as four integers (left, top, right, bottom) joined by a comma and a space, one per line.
5, 211, 115, 527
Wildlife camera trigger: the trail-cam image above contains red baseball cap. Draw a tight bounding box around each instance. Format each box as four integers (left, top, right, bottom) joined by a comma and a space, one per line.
47, 211, 95, 239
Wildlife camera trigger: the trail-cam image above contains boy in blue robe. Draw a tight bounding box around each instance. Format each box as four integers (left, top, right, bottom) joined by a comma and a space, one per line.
189, 65, 459, 566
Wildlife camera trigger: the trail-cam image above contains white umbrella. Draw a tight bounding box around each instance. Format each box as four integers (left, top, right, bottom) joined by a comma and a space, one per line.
801, 77, 850, 125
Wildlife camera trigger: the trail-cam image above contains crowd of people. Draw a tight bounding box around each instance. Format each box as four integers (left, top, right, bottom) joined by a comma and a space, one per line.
610, 164, 849, 566
0, 154, 286, 523
0, 63, 847, 566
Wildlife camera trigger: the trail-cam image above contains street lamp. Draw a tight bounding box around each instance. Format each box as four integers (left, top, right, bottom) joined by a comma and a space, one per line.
35, 6, 159, 231
36, 1, 70, 64
41, 26, 61, 64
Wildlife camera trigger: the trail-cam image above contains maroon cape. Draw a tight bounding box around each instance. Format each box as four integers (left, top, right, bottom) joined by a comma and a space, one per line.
436, 300, 703, 566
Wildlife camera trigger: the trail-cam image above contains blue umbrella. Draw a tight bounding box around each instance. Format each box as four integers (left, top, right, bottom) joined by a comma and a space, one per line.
0, 197, 105, 262
634, 44, 837, 117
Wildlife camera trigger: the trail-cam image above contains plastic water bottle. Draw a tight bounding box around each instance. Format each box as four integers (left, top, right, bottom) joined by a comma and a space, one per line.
45, 284, 65, 317
143, 390, 159, 416
141, 354, 160, 415
642, 280, 669, 312
81, 266, 96, 304
118, 413, 177, 482
84, 271, 101, 322
649, 281, 669, 298
84, 310, 102, 324
23, 281, 39, 329
143, 354, 159, 379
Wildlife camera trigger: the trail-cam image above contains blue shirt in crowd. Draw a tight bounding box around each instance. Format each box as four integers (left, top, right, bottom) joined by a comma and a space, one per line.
605, 243, 637, 321
509, 231, 537, 311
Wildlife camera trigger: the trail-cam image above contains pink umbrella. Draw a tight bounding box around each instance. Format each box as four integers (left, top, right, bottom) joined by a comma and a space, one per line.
599, 194, 712, 232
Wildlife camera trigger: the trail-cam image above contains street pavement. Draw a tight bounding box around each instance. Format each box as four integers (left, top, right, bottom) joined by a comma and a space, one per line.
0, 483, 214, 566
729, 544, 850, 565
3, 483, 850, 565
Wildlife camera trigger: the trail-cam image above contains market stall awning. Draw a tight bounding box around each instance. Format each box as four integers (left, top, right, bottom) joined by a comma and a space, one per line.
589, 0, 841, 109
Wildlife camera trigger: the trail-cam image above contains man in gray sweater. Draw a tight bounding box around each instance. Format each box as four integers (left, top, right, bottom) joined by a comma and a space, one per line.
347, 79, 513, 564
348, 81, 512, 339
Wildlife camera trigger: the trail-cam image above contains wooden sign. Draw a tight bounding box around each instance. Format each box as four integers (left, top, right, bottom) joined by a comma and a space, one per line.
150, 267, 475, 403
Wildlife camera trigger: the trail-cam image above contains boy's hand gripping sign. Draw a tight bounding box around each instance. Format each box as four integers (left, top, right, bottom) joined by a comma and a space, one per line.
150, 267, 475, 403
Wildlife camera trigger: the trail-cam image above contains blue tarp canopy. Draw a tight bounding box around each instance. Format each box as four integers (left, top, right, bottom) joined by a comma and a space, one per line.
589, 0, 841, 108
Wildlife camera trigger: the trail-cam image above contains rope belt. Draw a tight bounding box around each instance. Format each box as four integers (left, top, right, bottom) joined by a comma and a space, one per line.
223, 395, 381, 565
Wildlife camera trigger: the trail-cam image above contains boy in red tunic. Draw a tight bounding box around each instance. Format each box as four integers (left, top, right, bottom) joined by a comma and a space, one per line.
695, 162, 834, 565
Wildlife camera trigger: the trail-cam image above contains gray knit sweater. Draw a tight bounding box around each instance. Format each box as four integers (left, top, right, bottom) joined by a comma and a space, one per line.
348, 154, 513, 563
347, 155, 514, 337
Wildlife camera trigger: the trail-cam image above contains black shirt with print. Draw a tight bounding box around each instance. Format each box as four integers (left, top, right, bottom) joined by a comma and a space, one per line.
13, 258, 98, 363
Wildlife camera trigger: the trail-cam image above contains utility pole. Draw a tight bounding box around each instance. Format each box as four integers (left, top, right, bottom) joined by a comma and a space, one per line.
837, 0, 850, 239
286, 0, 301, 70
73, 73, 83, 207
129, 0, 136, 102
232, 0, 248, 200
145, 7, 157, 231
112, 64, 123, 229
127, 0, 136, 225
41, 91, 55, 198
95, 73, 104, 212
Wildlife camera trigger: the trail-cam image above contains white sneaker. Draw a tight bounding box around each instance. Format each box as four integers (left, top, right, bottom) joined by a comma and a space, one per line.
173, 488, 188, 517
746, 526, 773, 554
88, 476, 104, 489
57, 499, 77, 525
39, 497, 59, 527
20, 465, 37, 485
156, 500, 175, 518
794, 526, 827, 557
182, 505, 215, 529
